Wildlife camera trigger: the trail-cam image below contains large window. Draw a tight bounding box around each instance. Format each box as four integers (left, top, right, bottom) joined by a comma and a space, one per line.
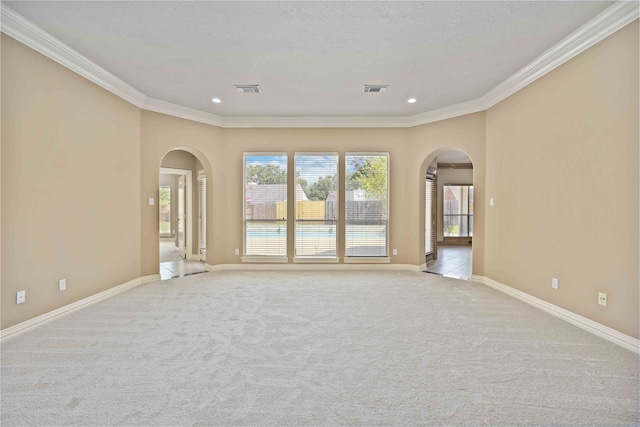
345, 153, 389, 257
443, 185, 473, 237
244, 154, 288, 257
294, 154, 338, 258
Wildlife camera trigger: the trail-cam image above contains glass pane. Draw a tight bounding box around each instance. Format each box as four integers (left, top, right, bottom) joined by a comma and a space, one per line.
443, 184, 472, 237
345, 154, 388, 257
159, 186, 171, 235
443, 214, 461, 237
295, 154, 338, 257
244, 154, 288, 256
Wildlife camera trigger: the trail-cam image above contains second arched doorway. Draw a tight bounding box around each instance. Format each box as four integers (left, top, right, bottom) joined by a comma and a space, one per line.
158, 149, 209, 280
423, 149, 473, 280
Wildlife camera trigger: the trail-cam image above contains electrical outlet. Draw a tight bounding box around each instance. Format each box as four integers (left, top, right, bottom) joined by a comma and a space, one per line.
234, 248, 240, 256
392, 249, 398, 256
552, 278, 559, 290
598, 292, 608, 307
58, 279, 66, 291
16, 290, 26, 304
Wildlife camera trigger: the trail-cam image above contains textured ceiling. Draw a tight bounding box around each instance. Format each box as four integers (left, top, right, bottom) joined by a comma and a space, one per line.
5, 1, 613, 118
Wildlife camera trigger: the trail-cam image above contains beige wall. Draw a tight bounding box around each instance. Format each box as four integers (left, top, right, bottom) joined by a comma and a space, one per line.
485, 21, 639, 338
140, 111, 221, 275
1, 20, 637, 340
1, 34, 142, 329
409, 114, 487, 274
139, 118, 486, 269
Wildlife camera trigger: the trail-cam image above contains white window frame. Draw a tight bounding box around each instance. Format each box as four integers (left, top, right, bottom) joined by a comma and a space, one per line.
242, 152, 289, 263
343, 152, 390, 263
293, 152, 339, 263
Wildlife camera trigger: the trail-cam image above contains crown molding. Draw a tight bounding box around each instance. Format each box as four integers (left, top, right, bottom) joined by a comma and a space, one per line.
2, 2, 637, 129
479, 0, 639, 110
143, 97, 226, 127
220, 115, 412, 128
0, 4, 147, 107
406, 98, 487, 128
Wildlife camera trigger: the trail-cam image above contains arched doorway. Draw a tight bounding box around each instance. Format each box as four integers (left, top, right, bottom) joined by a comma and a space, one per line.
421, 149, 473, 280
158, 149, 209, 280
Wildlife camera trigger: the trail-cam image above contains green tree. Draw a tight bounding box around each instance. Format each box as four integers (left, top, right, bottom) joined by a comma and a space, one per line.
308, 175, 336, 201
347, 156, 388, 199
159, 187, 171, 206
246, 164, 286, 184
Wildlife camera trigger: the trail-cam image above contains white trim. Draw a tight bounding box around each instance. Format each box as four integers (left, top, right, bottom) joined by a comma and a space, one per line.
343, 257, 392, 264
206, 262, 419, 272
480, 1, 640, 111
472, 275, 639, 354
0, 4, 147, 108
241, 256, 289, 263
406, 98, 487, 128
0, 274, 160, 343
143, 97, 225, 127
293, 257, 340, 264
2, 2, 636, 129
221, 115, 412, 128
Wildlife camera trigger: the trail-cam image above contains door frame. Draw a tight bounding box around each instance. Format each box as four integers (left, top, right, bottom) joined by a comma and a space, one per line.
160, 167, 193, 260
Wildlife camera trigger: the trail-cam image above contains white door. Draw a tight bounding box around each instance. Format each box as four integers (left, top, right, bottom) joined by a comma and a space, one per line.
177, 175, 186, 258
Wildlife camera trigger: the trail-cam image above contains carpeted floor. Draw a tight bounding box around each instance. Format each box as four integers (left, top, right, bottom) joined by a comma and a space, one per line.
1, 271, 637, 426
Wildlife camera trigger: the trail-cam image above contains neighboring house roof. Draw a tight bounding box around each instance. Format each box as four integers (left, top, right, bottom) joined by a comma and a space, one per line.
246, 184, 308, 203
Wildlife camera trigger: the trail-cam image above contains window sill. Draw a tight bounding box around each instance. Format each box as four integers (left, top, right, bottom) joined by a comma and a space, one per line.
343, 257, 391, 264
241, 256, 289, 263
293, 257, 340, 264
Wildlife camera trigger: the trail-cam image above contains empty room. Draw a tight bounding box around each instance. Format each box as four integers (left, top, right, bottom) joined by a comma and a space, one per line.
1, 1, 638, 426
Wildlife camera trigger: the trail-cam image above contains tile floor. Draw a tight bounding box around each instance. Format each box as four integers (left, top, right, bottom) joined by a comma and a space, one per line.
159, 238, 207, 280
160, 260, 208, 280
425, 245, 472, 280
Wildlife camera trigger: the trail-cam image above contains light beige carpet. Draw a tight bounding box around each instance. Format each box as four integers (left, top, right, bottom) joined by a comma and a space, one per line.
1, 271, 637, 426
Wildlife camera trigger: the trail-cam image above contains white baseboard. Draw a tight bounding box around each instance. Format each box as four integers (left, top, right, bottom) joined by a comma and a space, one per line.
4, 269, 636, 355
472, 275, 639, 354
0, 274, 160, 342
206, 262, 422, 272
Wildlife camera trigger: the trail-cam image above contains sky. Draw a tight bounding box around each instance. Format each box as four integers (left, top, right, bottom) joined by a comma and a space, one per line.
246, 154, 337, 185
246, 154, 387, 185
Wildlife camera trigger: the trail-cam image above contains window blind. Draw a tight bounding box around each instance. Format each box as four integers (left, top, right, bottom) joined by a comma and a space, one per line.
294, 154, 338, 257
345, 153, 388, 257
198, 173, 206, 253
425, 177, 435, 255
244, 154, 288, 256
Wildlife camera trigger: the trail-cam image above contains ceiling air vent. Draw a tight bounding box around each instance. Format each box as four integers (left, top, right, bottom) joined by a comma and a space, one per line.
235, 85, 262, 93
363, 85, 388, 93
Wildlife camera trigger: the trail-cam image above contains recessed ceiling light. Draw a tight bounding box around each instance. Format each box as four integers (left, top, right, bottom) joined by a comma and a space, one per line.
407, 98, 417, 104
211, 97, 221, 103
